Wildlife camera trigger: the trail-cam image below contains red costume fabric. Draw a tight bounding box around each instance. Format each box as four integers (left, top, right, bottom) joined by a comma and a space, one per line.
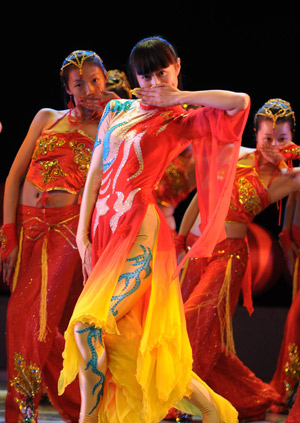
5, 204, 82, 422
26, 122, 94, 194
59, 99, 249, 423
270, 224, 300, 412
182, 154, 281, 421
5, 117, 95, 422
154, 153, 191, 208
286, 385, 300, 422
225, 154, 271, 224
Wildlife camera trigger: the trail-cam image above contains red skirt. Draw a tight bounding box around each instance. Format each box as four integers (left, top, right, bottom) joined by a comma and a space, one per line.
183, 237, 280, 421
5, 204, 82, 423
270, 224, 300, 412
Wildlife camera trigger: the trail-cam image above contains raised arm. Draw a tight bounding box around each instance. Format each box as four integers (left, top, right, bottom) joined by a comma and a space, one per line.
177, 90, 250, 116
134, 85, 250, 116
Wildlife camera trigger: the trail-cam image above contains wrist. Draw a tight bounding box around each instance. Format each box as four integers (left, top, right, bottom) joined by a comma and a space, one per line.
180, 91, 195, 105
279, 143, 300, 161
0, 223, 18, 260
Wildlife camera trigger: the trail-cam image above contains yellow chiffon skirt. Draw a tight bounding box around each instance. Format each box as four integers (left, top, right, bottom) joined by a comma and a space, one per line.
58, 204, 238, 422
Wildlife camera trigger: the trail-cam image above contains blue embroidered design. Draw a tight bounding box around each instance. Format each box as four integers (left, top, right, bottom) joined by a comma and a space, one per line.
91, 100, 134, 161
92, 137, 102, 156
102, 121, 128, 171
110, 99, 134, 114
76, 326, 105, 415
110, 244, 152, 316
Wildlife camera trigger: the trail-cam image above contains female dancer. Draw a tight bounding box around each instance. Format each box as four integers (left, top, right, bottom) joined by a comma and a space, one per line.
106, 68, 196, 235
58, 36, 250, 423
1, 50, 117, 423
177, 98, 299, 421
270, 191, 300, 413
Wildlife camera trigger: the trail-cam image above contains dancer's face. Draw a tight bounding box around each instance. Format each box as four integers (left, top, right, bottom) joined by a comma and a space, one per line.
67, 63, 107, 103
256, 119, 293, 164
135, 59, 181, 89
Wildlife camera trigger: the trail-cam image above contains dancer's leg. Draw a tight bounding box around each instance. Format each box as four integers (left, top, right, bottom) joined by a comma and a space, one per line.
74, 322, 107, 423
186, 377, 220, 423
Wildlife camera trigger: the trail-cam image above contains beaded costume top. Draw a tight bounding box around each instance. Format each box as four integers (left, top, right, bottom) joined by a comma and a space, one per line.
26, 125, 94, 194
226, 153, 271, 223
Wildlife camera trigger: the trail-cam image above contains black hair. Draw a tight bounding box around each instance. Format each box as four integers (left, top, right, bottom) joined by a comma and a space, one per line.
128, 36, 182, 88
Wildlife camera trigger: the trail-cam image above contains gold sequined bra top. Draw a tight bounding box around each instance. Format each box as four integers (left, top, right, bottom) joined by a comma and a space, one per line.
26, 128, 94, 194
225, 160, 271, 223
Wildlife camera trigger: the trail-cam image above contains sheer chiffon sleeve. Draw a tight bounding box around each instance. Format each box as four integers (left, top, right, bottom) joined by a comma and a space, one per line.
178, 103, 250, 269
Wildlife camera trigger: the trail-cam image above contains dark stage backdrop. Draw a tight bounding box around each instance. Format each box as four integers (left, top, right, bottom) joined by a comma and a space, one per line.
1, 11, 299, 306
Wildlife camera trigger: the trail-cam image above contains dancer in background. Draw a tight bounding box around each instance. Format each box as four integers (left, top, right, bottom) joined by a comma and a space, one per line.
58, 36, 250, 423
106, 69, 132, 99
176, 99, 299, 421
1, 50, 118, 423
270, 190, 300, 413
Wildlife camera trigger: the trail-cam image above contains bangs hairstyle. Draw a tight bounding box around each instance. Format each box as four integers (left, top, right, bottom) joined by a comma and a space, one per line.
128, 36, 181, 87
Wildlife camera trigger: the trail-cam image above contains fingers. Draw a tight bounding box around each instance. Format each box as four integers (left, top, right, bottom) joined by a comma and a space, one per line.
2, 259, 15, 285
77, 93, 113, 112
77, 97, 105, 113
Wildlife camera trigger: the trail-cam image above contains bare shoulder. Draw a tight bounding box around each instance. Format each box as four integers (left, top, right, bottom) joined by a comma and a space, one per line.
29, 108, 68, 133
239, 146, 255, 159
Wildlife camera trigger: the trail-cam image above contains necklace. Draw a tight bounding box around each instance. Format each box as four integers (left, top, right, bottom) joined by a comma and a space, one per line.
254, 150, 283, 224
254, 150, 280, 189
67, 108, 101, 129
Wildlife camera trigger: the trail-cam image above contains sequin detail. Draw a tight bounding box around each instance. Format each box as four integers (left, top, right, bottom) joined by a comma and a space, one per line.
112, 130, 146, 192
39, 159, 68, 185
284, 343, 300, 407
69, 140, 92, 179
10, 352, 42, 423
230, 177, 262, 216
110, 189, 141, 233
102, 100, 135, 172
32, 135, 65, 159
93, 196, 110, 236
76, 326, 105, 415
110, 244, 152, 316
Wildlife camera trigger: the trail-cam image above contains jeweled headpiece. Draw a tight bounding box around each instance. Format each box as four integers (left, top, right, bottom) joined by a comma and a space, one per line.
254, 98, 296, 130
106, 69, 132, 98
60, 50, 106, 76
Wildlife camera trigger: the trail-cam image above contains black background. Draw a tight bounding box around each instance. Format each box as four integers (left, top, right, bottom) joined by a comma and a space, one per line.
1, 10, 299, 305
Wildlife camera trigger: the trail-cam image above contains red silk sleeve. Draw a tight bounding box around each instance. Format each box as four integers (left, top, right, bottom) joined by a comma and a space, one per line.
279, 143, 300, 161
177, 102, 250, 271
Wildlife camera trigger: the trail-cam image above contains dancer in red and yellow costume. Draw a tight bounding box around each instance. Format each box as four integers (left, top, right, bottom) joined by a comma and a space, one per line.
107, 69, 196, 236
175, 98, 300, 421
0, 50, 118, 423
154, 145, 195, 234
58, 36, 250, 423
270, 190, 300, 414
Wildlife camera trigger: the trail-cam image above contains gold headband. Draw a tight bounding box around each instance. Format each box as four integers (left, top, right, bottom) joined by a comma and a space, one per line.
60, 50, 106, 76
255, 98, 296, 129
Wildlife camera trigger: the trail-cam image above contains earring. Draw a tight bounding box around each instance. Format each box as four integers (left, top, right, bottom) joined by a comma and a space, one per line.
68, 96, 75, 109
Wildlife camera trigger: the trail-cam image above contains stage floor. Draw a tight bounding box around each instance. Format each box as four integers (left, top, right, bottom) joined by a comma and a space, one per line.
0, 372, 288, 423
